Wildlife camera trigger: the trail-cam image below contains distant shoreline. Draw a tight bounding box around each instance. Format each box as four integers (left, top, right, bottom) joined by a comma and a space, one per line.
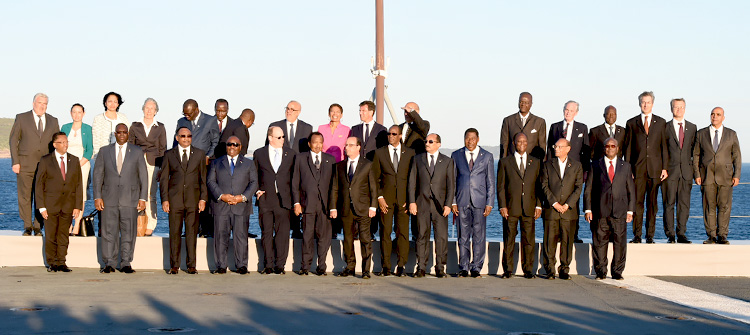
0, 150, 9, 159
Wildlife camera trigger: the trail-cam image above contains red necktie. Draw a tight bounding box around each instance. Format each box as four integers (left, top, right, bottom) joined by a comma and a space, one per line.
60, 156, 66, 181
678, 123, 684, 149
644, 116, 649, 135
608, 161, 614, 182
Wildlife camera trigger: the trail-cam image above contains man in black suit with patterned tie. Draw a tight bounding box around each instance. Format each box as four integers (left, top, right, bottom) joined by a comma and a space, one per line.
590, 105, 625, 162
662, 98, 697, 244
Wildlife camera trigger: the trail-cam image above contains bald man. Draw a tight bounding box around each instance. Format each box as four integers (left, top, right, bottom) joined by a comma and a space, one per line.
215, 108, 254, 159
693, 107, 741, 244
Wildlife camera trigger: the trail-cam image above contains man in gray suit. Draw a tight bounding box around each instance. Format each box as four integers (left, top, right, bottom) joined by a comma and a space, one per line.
693, 107, 741, 244
500, 92, 547, 160
9, 93, 60, 236
451, 128, 495, 278
662, 98, 697, 244
93, 123, 147, 274
409, 133, 455, 278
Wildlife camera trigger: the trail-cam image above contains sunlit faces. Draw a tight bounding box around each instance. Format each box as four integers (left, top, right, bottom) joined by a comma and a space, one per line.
70, 105, 84, 122
345, 137, 361, 159
359, 104, 373, 123
671, 100, 686, 119
33, 96, 48, 116
464, 131, 478, 152
425, 134, 441, 154
513, 133, 527, 154
329, 105, 342, 122
226, 136, 241, 157
285, 101, 301, 123
563, 102, 578, 122
639, 95, 653, 115
143, 100, 157, 120
268, 127, 285, 148
604, 106, 617, 125
114, 124, 129, 145
387, 126, 402, 146
604, 138, 618, 159
53, 134, 69, 155
176, 127, 192, 148
710, 107, 725, 128
215, 102, 228, 122
518, 93, 532, 114
402, 102, 419, 123
554, 139, 570, 159
105, 94, 120, 112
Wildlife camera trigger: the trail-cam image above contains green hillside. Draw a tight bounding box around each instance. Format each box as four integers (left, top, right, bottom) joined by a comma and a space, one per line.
0, 118, 13, 151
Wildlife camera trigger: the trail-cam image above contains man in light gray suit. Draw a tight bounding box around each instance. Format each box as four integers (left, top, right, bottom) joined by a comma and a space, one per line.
693, 107, 741, 245
9, 93, 60, 236
94, 123, 147, 274
451, 128, 495, 278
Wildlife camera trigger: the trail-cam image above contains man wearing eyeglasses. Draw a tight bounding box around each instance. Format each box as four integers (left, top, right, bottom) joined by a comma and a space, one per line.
539, 138, 583, 280
160, 127, 208, 274
408, 134, 455, 278
254, 126, 296, 274
269, 100, 312, 239
35, 132, 82, 272
371, 125, 415, 276
93, 123, 148, 274
208, 136, 258, 274
215, 108, 255, 160
584, 138, 635, 280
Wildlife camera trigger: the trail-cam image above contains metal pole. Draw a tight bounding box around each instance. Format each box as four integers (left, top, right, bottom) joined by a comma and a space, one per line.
375, 0, 385, 124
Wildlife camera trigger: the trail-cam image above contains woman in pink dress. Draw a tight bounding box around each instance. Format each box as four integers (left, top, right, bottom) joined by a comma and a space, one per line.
317, 103, 350, 162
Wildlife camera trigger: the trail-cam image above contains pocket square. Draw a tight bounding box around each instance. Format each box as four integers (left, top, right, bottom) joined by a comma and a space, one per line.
578, 133, 583, 138
530, 129, 537, 133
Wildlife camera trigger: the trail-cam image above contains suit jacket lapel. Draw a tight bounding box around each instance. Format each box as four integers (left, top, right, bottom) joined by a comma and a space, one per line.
717, 128, 729, 152
456, 148, 469, 172
552, 159, 562, 179
64, 156, 74, 180
512, 155, 522, 177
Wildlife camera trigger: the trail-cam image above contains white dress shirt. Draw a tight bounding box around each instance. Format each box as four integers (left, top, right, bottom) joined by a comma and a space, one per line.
287, 119, 298, 139
465, 146, 480, 166
585, 157, 633, 215
640, 113, 652, 127
179, 145, 190, 162
140, 119, 155, 137
710, 125, 724, 147
604, 122, 616, 137
34, 113, 46, 132
513, 151, 527, 171
362, 120, 375, 139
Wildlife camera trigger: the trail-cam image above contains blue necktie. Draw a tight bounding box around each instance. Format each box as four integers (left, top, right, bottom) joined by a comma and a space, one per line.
348, 160, 355, 181
230, 157, 235, 176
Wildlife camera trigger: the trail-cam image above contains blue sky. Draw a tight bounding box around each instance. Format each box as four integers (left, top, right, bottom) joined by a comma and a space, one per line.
2, 1, 748, 156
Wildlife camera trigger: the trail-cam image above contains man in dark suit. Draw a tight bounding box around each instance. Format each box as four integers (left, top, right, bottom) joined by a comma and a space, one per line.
590, 105, 626, 162
268, 100, 313, 153
585, 137, 635, 280
399, 102, 430, 155
35, 132, 82, 272
500, 92, 547, 160
662, 98, 697, 244
452, 128, 495, 278
292, 132, 335, 276
330, 137, 378, 279
175, 99, 220, 238
693, 107, 742, 244
214, 99, 231, 137
372, 125, 415, 277
547, 101, 589, 243
399, 101, 430, 239
622, 91, 668, 244
160, 127, 208, 274
9, 93, 60, 236
497, 132, 541, 279
208, 136, 258, 274
409, 133, 455, 278
350, 101, 388, 161
93, 123, 148, 274
540, 138, 583, 280
215, 108, 255, 159
254, 126, 296, 274
269, 100, 313, 239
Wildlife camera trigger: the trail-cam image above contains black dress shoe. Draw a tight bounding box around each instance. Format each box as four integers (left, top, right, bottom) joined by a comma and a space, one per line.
238, 267, 248, 275
379, 269, 391, 277
187, 267, 197, 274
362, 271, 371, 279
541, 273, 555, 280
559, 272, 571, 280
523, 273, 536, 279
395, 266, 404, 277
703, 238, 716, 244
169, 267, 179, 274
215, 268, 227, 274
470, 270, 481, 278
299, 269, 309, 276
415, 269, 425, 278
33, 229, 42, 236
291, 231, 303, 239
595, 274, 606, 280
101, 266, 115, 273
261, 267, 273, 274
248, 233, 258, 238
273, 267, 285, 275
47, 265, 57, 272
500, 272, 513, 279
22, 229, 32, 236
629, 237, 642, 243
58, 265, 72, 272
120, 266, 136, 274
339, 269, 352, 277
315, 267, 327, 276
646, 238, 655, 244
574, 238, 584, 243
717, 237, 730, 245
458, 270, 469, 278
436, 270, 446, 278
612, 274, 624, 280
677, 237, 692, 244
667, 237, 676, 244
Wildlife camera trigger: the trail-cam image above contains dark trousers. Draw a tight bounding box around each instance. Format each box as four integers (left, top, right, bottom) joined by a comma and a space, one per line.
542, 218, 575, 275
199, 210, 214, 237
701, 183, 733, 239
592, 217, 627, 277
168, 206, 199, 268
44, 210, 72, 266
101, 206, 138, 268
18, 171, 43, 230
331, 217, 342, 239
662, 176, 692, 239
291, 211, 302, 237
259, 194, 291, 269
379, 201, 410, 269
416, 206, 448, 273
301, 209, 332, 271
633, 177, 661, 239
213, 214, 249, 269
458, 205, 487, 272
342, 214, 372, 273
502, 215, 534, 275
